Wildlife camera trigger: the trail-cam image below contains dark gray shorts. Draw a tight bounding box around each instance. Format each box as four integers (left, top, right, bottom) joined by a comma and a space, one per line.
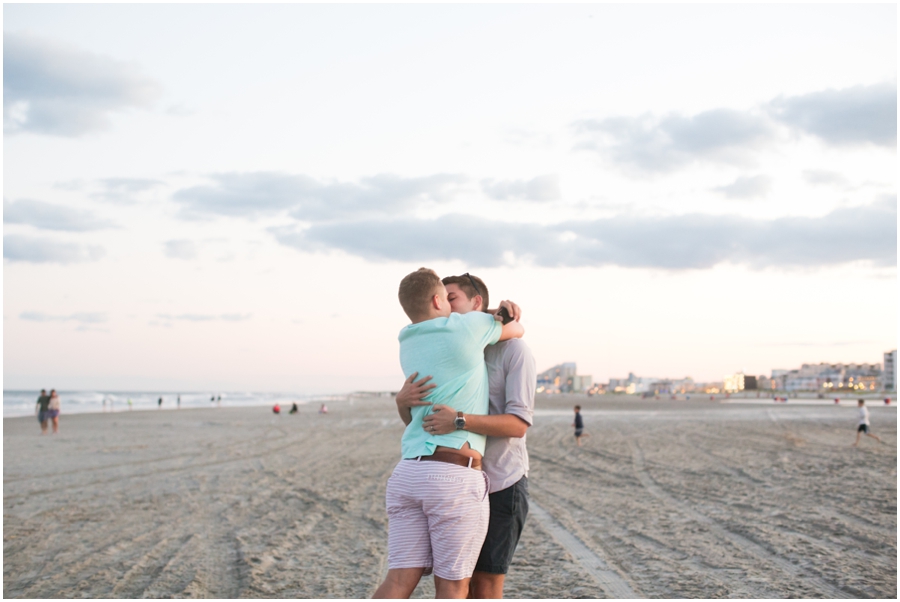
474, 476, 529, 575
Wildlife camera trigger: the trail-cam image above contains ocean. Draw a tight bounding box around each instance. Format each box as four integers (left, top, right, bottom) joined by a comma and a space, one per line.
2, 390, 347, 418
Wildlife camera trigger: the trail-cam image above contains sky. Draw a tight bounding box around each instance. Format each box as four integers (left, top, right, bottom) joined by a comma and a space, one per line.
3, 4, 897, 393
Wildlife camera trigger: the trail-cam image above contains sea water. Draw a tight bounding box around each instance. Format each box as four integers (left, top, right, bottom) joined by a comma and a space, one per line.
2, 390, 346, 418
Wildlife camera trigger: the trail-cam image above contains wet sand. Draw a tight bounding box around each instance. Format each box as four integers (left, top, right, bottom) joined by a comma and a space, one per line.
4, 395, 896, 598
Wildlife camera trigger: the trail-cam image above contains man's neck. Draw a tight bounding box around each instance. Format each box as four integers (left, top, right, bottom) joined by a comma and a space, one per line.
410, 311, 446, 325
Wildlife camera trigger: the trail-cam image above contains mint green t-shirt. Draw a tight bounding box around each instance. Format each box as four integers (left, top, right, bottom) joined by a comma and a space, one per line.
398, 311, 503, 458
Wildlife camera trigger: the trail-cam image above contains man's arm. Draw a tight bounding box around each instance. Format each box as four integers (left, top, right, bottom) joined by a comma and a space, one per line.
423, 407, 528, 437
395, 372, 434, 425
498, 320, 524, 342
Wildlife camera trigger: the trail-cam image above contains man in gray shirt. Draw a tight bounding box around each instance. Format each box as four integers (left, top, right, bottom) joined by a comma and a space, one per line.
396, 273, 536, 598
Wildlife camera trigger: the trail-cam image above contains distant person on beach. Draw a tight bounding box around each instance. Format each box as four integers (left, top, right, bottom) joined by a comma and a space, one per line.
376, 269, 525, 599
290, 403, 299, 414
158, 397, 163, 409
127, 398, 133, 410
47, 390, 61, 434
319, 403, 328, 414
573, 405, 586, 446
853, 399, 883, 446
177, 395, 181, 409
35, 389, 51, 435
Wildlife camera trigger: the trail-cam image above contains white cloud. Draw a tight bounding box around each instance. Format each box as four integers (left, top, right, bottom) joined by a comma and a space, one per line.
165, 239, 198, 260
4, 198, 116, 231
3, 32, 160, 136
4, 235, 105, 263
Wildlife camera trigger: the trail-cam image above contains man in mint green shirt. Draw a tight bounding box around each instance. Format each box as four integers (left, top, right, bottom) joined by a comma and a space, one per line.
374, 268, 524, 600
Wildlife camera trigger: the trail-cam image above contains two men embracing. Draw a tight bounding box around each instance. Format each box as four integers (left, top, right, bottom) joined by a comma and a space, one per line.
374, 268, 536, 599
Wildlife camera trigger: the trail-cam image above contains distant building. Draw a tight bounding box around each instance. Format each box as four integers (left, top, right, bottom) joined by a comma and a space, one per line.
885, 350, 897, 392
571, 375, 593, 393
779, 362, 882, 391
723, 373, 745, 393
744, 375, 758, 390
538, 362, 590, 393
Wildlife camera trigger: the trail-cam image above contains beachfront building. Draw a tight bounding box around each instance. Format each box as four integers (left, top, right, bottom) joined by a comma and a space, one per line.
537, 362, 592, 393
779, 362, 883, 391
572, 374, 593, 393
607, 372, 660, 394
723, 373, 745, 393
885, 350, 897, 392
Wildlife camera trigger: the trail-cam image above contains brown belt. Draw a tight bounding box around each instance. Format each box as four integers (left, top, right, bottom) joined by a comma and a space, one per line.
408, 451, 482, 470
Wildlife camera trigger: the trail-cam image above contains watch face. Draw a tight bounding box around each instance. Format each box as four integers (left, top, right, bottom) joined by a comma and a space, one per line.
454, 418, 465, 428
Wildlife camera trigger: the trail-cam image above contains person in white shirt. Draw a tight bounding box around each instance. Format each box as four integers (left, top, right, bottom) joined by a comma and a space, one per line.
853, 399, 883, 446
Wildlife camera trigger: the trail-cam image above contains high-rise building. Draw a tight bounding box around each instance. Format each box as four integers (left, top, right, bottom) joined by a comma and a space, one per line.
724, 373, 745, 392
537, 362, 578, 392
885, 350, 897, 392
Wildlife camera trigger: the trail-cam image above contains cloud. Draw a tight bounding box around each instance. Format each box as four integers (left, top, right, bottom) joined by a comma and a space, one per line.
156, 313, 252, 322
272, 198, 895, 270
4, 198, 116, 231
4, 235, 105, 263
712, 175, 772, 200
172, 172, 470, 220
91, 178, 164, 203
802, 170, 850, 188
768, 83, 896, 147
573, 109, 774, 172
165, 239, 198, 260
572, 83, 896, 173
481, 175, 561, 202
3, 32, 161, 136
20, 311, 108, 323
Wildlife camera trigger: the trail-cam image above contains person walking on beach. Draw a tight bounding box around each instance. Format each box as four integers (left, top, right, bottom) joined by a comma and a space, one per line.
373, 268, 524, 599
35, 389, 51, 435
573, 405, 585, 446
396, 272, 534, 599
47, 389, 61, 434
853, 399, 883, 446
158, 396, 163, 409
177, 395, 181, 409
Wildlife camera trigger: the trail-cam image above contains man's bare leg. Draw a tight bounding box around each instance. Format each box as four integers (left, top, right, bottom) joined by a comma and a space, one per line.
373, 567, 425, 599
867, 432, 883, 444
434, 575, 470, 599
469, 571, 505, 599
40, 419, 48, 435
853, 431, 861, 446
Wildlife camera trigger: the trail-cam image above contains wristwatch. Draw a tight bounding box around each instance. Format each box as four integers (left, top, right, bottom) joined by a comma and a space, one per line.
454, 411, 466, 430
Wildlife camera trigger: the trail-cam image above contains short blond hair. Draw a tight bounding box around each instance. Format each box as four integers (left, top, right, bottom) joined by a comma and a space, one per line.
398, 268, 443, 321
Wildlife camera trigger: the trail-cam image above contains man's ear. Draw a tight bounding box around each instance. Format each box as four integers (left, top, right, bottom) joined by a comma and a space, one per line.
472, 295, 484, 311
431, 294, 442, 310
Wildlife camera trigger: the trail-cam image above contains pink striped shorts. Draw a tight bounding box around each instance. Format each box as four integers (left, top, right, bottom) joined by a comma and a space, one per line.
386, 458, 490, 581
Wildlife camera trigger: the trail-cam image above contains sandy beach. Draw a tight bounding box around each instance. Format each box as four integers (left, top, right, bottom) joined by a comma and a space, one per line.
4, 395, 896, 598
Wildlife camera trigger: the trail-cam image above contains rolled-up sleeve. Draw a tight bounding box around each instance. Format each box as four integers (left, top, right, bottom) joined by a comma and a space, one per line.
503, 340, 536, 426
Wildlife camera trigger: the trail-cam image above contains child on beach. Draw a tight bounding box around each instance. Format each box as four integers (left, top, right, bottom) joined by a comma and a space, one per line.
572, 405, 585, 446
373, 268, 524, 599
853, 399, 883, 446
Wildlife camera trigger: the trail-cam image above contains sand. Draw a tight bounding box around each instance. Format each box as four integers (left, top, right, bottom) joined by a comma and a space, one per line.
3, 395, 896, 598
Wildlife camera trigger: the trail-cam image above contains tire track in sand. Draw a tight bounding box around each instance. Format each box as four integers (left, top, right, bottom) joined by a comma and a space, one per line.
628, 440, 854, 599
528, 500, 638, 598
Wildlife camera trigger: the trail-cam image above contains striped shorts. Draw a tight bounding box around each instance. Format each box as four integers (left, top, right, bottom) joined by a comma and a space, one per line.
386, 458, 490, 581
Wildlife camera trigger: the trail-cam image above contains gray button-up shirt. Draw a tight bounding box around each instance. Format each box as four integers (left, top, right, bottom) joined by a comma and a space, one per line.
482, 338, 536, 493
